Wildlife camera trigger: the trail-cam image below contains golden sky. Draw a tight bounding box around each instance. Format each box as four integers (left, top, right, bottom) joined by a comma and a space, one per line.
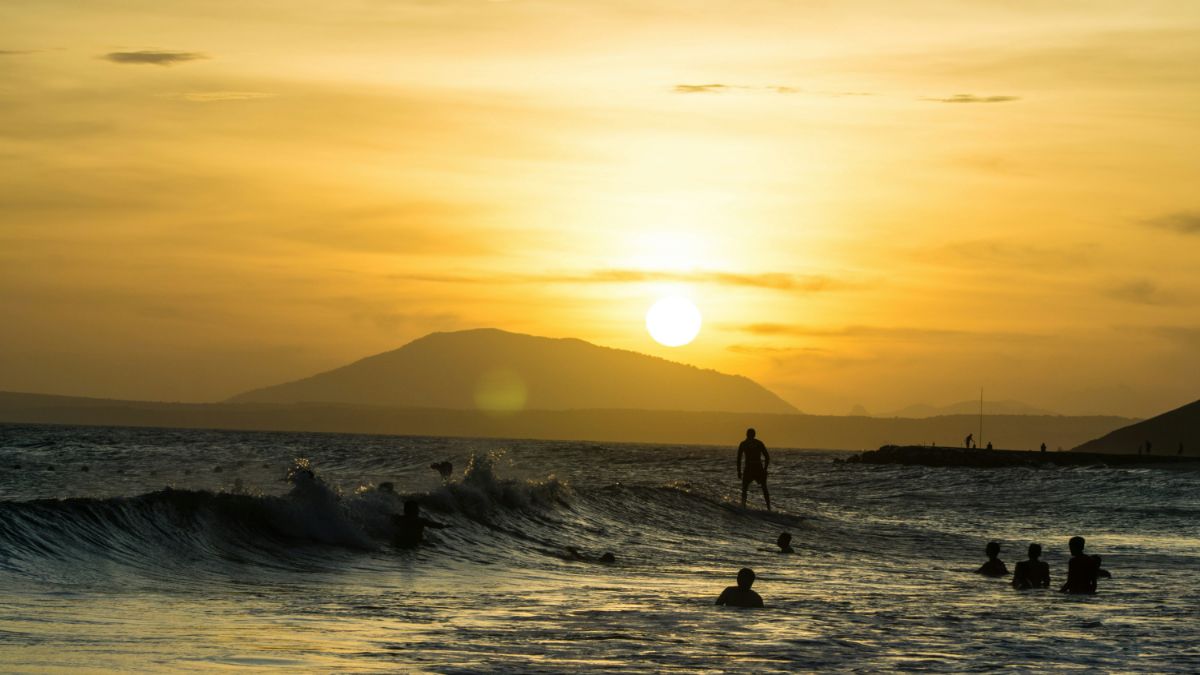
2, 1, 1198, 416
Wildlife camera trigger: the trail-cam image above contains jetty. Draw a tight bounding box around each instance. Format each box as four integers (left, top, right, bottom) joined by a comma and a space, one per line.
843, 445, 1199, 468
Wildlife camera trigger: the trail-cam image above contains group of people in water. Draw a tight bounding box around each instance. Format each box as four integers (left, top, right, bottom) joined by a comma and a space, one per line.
388, 427, 1115, 608
978, 536, 1111, 593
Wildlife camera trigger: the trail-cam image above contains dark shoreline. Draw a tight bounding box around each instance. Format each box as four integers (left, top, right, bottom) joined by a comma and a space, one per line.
844, 445, 1199, 468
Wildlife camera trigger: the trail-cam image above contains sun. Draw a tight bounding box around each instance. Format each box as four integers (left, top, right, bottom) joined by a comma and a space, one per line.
646, 296, 702, 347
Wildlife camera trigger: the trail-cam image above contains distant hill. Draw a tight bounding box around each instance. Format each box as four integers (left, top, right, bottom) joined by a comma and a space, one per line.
880, 399, 1056, 418
0, 391, 1135, 451
228, 328, 799, 414
1072, 398, 1198, 455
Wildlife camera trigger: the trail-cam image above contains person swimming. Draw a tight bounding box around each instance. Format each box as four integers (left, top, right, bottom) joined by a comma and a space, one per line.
976, 541, 1009, 577
776, 531, 795, 554
1011, 543, 1050, 589
1060, 536, 1105, 594
715, 568, 764, 608
392, 500, 448, 549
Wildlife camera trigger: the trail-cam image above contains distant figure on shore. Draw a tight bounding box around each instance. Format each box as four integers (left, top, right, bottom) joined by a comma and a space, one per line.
737, 428, 771, 510
776, 531, 794, 554
393, 500, 448, 549
976, 541, 1009, 577
1012, 543, 1050, 589
715, 568, 764, 608
430, 461, 453, 480
965, 433, 974, 449
1041, 442, 1047, 453
1060, 536, 1104, 594
1145, 441, 1152, 455
986, 441, 993, 450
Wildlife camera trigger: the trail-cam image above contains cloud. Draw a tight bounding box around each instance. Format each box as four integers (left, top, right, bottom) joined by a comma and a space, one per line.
927, 238, 1094, 270
104, 50, 207, 66
735, 323, 1044, 343
672, 84, 802, 95
673, 84, 729, 94
1143, 211, 1200, 235
391, 269, 850, 292
1147, 324, 1200, 345
162, 91, 276, 103
926, 94, 1020, 103
727, 343, 876, 368
0, 49, 36, 55
1105, 279, 1174, 305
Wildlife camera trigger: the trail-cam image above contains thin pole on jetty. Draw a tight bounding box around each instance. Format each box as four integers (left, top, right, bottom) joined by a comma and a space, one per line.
979, 388, 984, 449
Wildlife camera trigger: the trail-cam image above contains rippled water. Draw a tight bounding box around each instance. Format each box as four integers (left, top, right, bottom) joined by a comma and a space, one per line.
1, 423, 1198, 672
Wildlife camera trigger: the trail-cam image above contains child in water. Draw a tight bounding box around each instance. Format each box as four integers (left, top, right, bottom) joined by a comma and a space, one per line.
976, 541, 1009, 577
776, 531, 795, 554
392, 500, 448, 549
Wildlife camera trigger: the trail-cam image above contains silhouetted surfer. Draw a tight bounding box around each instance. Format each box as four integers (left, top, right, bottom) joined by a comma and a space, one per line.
976, 541, 1008, 577
393, 500, 447, 549
964, 433, 974, 449
1060, 536, 1104, 594
1012, 543, 1050, 589
715, 568, 764, 608
737, 428, 771, 510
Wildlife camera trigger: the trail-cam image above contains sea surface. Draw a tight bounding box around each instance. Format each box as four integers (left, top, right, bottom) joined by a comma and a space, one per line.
1, 423, 1198, 672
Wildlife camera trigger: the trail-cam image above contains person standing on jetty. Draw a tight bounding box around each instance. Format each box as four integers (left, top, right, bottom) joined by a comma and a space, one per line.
737, 428, 772, 511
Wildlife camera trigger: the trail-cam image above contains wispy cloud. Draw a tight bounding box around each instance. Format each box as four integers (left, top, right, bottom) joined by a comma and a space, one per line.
1147, 324, 1200, 345
0, 49, 36, 56
925, 94, 1020, 103
162, 91, 275, 103
392, 269, 850, 292
735, 323, 1045, 343
104, 50, 207, 66
1143, 211, 1200, 235
673, 83, 801, 95
926, 238, 1095, 270
673, 84, 729, 94
1105, 279, 1175, 306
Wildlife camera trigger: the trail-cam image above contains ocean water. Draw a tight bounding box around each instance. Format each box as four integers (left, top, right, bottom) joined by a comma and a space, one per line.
1, 423, 1198, 673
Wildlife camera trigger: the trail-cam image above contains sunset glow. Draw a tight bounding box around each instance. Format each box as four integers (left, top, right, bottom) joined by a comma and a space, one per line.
1, 2, 1198, 417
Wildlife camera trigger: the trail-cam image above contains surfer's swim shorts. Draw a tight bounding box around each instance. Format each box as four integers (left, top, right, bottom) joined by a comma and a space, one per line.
742, 464, 767, 484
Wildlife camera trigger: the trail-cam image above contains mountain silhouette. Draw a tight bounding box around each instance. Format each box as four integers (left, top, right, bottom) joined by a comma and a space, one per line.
1072, 397, 1198, 454
228, 328, 799, 414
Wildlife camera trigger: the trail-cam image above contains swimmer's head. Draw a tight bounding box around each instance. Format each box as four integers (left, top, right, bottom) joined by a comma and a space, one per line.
737, 567, 756, 590
599, 552, 615, 563
1069, 536, 1086, 555
777, 531, 792, 549
404, 500, 420, 516
1028, 543, 1042, 560
746, 428, 756, 439
985, 541, 1001, 558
